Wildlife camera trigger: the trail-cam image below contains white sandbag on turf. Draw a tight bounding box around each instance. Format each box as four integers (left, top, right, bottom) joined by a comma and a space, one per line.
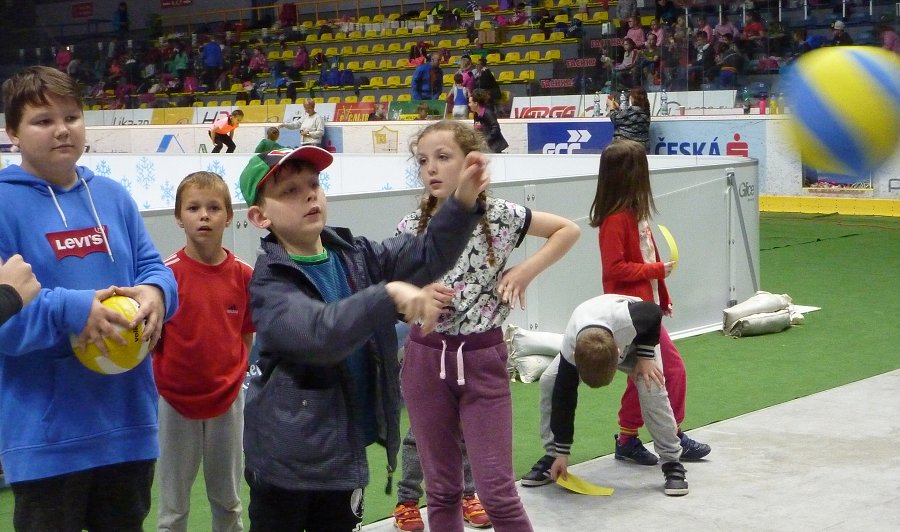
723, 291, 792, 331
504, 325, 563, 382
725, 308, 792, 337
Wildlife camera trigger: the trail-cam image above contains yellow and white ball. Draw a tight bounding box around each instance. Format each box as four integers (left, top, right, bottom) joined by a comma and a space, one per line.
784, 46, 900, 176
71, 295, 148, 375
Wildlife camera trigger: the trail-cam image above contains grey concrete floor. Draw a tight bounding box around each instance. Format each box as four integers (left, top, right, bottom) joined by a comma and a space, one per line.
364, 369, 900, 531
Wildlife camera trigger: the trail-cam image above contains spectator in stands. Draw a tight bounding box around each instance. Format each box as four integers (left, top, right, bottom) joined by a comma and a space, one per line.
368, 102, 388, 121
537, 8, 554, 39
510, 4, 529, 26
167, 46, 189, 79
694, 16, 716, 47
248, 47, 269, 77
831, 20, 854, 46
655, 0, 678, 26
617, 0, 638, 35
412, 52, 443, 101
787, 29, 812, 63
470, 89, 508, 153
474, 57, 502, 111
602, 38, 640, 89
608, 86, 651, 147
715, 42, 740, 88
279, 2, 298, 29
876, 23, 900, 54
409, 44, 426, 66
280, 99, 325, 147
55, 47, 72, 73
182, 70, 200, 93
626, 16, 646, 49
689, 31, 716, 89
640, 33, 662, 87
648, 19, 666, 47
714, 15, 738, 43
202, 36, 225, 89
112, 2, 129, 38
741, 12, 767, 57
289, 44, 309, 79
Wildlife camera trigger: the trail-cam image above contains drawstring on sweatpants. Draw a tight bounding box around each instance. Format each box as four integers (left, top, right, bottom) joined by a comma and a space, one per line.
438, 340, 466, 385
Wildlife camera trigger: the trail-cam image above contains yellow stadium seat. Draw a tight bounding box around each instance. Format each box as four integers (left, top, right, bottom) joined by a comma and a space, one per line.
397, 93, 412, 101
554, 14, 569, 24
428, 24, 442, 33
455, 37, 470, 48
388, 13, 400, 21
518, 69, 535, 81
192, 101, 204, 107
592, 11, 609, 22
356, 44, 370, 54
443, 73, 454, 85
349, 30, 362, 39
309, 47, 323, 57
267, 51, 281, 61
386, 76, 402, 87
327, 96, 341, 103
325, 47, 339, 56
379, 94, 394, 103
365, 30, 379, 38
368, 76, 385, 87
395, 27, 409, 35
411, 26, 425, 34
504, 51, 522, 63
206, 100, 219, 106
379, 59, 393, 69
230, 83, 243, 92
340, 45, 355, 55
344, 95, 358, 103
358, 15, 371, 24
373, 14, 385, 23
363, 60, 377, 70
381, 28, 394, 37
282, 50, 295, 60
139, 103, 149, 109
509, 34, 526, 45
641, 15, 655, 27
388, 42, 403, 52
361, 95, 376, 102
279, 98, 292, 105
319, 33, 333, 41
248, 99, 262, 105
448, 55, 461, 65
396, 58, 409, 68
497, 70, 515, 82
500, 90, 511, 103
544, 49, 561, 60
345, 60, 360, 70
313, 97, 325, 103
333, 32, 347, 40
371, 43, 386, 53
403, 75, 413, 86
305, 34, 318, 42
549, 32, 565, 41
486, 53, 501, 64
302, 21, 314, 28
525, 50, 541, 62
529, 33, 546, 43
437, 39, 452, 49
479, 21, 492, 30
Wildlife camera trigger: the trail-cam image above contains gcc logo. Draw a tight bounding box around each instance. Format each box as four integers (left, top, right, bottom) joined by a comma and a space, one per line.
543, 130, 592, 154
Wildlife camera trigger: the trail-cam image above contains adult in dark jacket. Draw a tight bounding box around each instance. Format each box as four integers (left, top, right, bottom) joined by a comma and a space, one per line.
608, 86, 651, 148
0, 255, 40, 327
239, 146, 488, 529
470, 89, 508, 153
474, 57, 502, 109
412, 52, 443, 100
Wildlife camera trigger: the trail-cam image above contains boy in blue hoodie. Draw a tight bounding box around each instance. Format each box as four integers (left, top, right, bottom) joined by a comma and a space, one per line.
0, 66, 178, 531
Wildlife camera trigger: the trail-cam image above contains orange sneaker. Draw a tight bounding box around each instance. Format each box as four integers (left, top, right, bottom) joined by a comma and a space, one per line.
462, 496, 492, 528
393, 501, 425, 531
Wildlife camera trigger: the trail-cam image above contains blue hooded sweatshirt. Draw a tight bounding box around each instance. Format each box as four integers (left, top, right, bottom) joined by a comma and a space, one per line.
0, 164, 178, 484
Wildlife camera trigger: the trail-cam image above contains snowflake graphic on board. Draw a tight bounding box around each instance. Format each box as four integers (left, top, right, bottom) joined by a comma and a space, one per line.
382, 183, 394, 191
142, 201, 151, 210
207, 160, 226, 177
160, 181, 175, 205
135, 157, 156, 189
233, 179, 244, 202
120, 178, 133, 193
320, 171, 331, 192
94, 160, 112, 178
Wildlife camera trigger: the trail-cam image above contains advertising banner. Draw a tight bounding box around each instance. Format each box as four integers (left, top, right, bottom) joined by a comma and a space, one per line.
511, 95, 582, 119
526, 121, 614, 154
334, 102, 377, 122
387, 100, 447, 121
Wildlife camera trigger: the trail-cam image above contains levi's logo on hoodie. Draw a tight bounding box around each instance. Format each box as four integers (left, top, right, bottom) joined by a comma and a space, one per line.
46, 226, 109, 260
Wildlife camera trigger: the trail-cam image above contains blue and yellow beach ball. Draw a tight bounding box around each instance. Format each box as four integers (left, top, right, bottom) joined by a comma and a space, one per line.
784, 46, 900, 175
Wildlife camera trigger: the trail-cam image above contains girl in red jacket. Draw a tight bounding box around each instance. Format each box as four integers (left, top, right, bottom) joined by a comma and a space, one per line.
588, 139, 711, 465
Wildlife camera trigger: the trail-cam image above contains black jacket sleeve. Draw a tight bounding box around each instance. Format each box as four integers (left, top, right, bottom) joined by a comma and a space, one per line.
628, 301, 662, 358
0, 284, 23, 327
550, 354, 581, 455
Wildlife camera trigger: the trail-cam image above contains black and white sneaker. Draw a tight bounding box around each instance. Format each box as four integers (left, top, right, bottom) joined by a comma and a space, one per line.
521, 454, 556, 487
661, 461, 689, 496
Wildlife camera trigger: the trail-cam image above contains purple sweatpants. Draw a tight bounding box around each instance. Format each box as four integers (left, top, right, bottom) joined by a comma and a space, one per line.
401, 326, 533, 532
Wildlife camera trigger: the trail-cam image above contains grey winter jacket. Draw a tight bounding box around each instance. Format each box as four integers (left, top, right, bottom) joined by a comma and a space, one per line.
244, 196, 483, 492
609, 105, 651, 146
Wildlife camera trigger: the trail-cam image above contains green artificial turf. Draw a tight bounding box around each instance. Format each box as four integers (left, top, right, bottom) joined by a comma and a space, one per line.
1, 213, 898, 529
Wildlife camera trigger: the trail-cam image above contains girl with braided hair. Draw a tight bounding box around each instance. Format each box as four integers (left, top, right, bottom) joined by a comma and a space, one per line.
394, 120, 579, 531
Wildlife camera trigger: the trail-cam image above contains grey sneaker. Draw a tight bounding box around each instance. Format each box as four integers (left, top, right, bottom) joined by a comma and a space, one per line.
661, 461, 689, 496
521, 454, 555, 487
